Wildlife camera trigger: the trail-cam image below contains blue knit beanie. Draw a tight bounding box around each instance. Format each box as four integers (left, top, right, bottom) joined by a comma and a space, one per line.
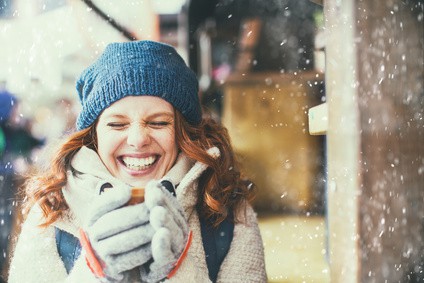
76, 40, 201, 130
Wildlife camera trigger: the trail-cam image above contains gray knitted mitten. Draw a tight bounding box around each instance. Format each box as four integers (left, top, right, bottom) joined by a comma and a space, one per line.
139, 180, 190, 282
82, 184, 154, 282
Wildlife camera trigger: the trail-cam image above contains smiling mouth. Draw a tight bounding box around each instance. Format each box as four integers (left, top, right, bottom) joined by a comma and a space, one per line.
121, 156, 157, 171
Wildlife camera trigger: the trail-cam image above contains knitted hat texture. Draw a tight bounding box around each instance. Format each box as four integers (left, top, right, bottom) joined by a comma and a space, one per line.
76, 40, 201, 130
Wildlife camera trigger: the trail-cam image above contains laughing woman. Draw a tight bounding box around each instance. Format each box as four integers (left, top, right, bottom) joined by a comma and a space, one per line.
8, 40, 267, 283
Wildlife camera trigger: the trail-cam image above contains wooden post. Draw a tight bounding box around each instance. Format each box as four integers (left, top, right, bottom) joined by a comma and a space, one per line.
325, 0, 424, 282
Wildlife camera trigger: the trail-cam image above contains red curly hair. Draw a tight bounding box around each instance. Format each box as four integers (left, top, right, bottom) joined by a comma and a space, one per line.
23, 110, 254, 227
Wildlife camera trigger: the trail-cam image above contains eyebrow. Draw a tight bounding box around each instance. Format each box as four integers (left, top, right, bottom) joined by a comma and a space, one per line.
102, 112, 174, 120
147, 112, 174, 119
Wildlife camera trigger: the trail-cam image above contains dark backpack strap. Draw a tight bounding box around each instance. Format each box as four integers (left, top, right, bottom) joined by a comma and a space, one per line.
200, 213, 234, 283
55, 227, 82, 274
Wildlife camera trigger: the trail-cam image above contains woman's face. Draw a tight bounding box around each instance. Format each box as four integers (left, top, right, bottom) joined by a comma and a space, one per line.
96, 96, 178, 187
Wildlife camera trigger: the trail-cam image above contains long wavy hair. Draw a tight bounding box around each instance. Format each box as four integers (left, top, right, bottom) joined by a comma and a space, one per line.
23, 110, 255, 227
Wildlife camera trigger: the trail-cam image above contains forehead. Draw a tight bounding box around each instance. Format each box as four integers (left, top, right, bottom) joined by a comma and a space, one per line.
101, 96, 174, 117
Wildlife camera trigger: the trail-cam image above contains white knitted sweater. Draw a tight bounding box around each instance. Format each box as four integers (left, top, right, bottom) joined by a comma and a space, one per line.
8, 147, 267, 283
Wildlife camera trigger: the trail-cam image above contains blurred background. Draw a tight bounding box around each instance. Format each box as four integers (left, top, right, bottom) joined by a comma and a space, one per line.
0, 0, 423, 282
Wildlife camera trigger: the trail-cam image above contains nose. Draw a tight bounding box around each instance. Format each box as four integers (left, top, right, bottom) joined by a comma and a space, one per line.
126, 123, 151, 149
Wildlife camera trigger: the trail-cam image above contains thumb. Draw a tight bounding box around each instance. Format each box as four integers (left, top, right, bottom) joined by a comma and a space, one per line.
86, 184, 132, 227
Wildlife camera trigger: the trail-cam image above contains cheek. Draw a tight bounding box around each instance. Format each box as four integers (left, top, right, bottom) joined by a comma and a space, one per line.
156, 130, 178, 157
96, 131, 123, 162
167, 130, 178, 151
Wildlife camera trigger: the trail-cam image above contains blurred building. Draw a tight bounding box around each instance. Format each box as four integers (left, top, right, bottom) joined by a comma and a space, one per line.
183, 0, 326, 214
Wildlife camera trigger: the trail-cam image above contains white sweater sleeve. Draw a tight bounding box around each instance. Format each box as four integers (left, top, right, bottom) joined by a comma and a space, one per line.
216, 204, 267, 283
8, 206, 99, 283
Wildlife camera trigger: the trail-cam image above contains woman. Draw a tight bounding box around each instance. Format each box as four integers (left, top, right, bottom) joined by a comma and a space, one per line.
8, 40, 267, 283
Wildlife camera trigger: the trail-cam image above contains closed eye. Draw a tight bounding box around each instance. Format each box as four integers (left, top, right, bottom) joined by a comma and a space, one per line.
106, 122, 128, 129
147, 121, 171, 128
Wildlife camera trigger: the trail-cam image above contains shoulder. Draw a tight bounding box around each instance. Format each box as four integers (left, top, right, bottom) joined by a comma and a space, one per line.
21, 203, 47, 229
8, 205, 69, 282
232, 203, 263, 249
10, 203, 55, 251
216, 203, 267, 282
234, 201, 260, 227
232, 203, 264, 256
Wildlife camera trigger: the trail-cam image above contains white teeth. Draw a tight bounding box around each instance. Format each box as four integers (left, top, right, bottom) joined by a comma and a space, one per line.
122, 156, 156, 170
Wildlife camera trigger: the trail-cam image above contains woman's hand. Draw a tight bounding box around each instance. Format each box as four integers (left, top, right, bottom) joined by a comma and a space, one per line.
81, 184, 154, 282
140, 180, 191, 282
